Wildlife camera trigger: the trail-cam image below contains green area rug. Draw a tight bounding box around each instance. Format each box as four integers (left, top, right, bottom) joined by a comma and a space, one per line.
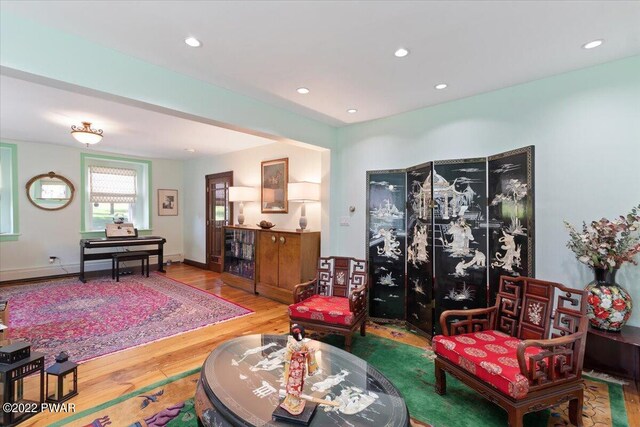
321, 334, 628, 427
55, 334, 628, 427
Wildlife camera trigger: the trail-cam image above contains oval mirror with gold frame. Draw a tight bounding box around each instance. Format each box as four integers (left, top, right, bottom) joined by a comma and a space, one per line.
26, 172, 75, 211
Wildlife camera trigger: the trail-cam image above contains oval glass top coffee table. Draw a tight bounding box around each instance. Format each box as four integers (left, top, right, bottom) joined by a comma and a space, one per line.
195, 334, 409, 427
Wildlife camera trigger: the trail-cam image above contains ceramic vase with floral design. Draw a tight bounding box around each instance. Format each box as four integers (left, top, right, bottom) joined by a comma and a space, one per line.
585, 268, 633, 332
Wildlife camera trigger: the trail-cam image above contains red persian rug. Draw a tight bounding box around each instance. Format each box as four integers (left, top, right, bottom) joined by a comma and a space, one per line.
1, 274, 253, 365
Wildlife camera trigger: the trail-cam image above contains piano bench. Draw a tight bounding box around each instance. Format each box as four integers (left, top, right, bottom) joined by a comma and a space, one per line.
112, 251, 150, 282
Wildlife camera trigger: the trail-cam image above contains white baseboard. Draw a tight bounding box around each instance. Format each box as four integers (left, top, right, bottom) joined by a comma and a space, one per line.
0, 253, 184, 282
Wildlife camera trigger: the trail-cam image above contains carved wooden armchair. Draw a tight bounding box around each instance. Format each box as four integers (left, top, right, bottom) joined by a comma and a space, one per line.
433, 276, 588, 427
288, 256, 367, 352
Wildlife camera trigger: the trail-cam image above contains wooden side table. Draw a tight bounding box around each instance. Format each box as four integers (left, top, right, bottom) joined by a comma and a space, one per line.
584, 325, 640, 386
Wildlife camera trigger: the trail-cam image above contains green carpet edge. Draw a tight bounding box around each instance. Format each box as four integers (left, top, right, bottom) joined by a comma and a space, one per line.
50, 367, 202, 427
577, 374, 629, 427
605, 378, 630, 427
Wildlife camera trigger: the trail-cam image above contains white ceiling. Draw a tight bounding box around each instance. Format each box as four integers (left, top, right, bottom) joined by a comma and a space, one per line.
0, 75, 275, 159
2, 1, 639, 126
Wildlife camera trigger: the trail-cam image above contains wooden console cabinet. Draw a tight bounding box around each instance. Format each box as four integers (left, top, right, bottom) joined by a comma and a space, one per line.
256, 229, 320, 304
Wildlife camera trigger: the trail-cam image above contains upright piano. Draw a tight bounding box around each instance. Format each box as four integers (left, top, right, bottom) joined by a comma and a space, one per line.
79, 236, 167, 282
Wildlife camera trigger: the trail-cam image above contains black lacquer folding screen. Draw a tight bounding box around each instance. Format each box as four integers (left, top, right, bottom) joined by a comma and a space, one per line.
488, 146, 535, 306
366, 170, 406, 321
432, 158, 488, 335
405, 162, 434, 334
365, 146, 534, 336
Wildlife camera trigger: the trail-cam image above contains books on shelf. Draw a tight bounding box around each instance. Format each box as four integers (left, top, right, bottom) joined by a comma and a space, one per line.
224, 228, 256, 280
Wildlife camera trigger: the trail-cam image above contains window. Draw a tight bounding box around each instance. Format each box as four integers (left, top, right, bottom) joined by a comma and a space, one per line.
0, 143, 18, 240
40, 179, 70, 199
81, 154, 151, 233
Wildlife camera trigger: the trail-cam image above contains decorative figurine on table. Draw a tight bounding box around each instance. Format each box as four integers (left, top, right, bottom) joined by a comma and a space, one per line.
280, 324, 318, 416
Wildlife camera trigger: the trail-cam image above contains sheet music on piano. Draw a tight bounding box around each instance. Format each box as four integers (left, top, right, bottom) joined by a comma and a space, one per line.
105, 223, 137, 238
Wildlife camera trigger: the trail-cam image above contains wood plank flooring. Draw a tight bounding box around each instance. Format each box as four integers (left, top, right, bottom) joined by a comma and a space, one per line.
15, 264, 640, 426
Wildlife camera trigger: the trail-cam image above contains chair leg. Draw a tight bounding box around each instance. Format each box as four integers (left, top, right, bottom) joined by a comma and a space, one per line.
569, 391, 584, 427
141, 259, 144, 276
360, 321, 366, 337
116, 260, 120, 282
435, 360, 447, 395
344, 334, 353, 353
507, 407, 524, 427
112, 258, 115, 279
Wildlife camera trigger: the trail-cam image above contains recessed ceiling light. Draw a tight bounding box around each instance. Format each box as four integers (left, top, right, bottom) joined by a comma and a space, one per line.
347, 108, 358, 114
184, 37, 202, 48
184, 148, 196, 153
582, 39, 603, 49
297, 87, 310, 94
394, 48, 409, 58
434, 83, 448, 90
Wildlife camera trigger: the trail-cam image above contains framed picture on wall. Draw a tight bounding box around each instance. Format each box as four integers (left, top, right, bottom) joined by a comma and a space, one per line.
158, 189, 178, 216
261, 158, 288, 213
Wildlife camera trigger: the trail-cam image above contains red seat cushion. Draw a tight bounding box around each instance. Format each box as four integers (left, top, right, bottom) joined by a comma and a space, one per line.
288, 295, 354, 326
433, 330, 543, 399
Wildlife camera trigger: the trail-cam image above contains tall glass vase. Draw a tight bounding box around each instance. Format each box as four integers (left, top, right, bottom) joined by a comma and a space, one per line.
585, 268, 633, 332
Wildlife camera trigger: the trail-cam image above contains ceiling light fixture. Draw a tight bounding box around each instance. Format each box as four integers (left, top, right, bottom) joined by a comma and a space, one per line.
434, 83, 448, 90
297, 87, 310, 94
394, 48, 409, 58
71, 121, 103, 146
347, 109, 358, 114
582, 39, 603, 49
184, 37, 202, 48
185, 148, 196, 153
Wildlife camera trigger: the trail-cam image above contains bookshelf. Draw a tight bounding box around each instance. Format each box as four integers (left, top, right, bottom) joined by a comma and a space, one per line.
221, 226, 258, 293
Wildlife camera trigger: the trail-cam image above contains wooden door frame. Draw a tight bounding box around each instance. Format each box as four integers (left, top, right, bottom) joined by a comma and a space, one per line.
205, 171, 233, 272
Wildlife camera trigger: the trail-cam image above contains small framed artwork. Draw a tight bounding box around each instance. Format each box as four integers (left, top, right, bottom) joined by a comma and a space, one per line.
158, 189, 178, 216
261, 158, 288, 213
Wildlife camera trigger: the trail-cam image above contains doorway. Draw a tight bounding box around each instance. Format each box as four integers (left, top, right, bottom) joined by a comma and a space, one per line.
206, 171, 233, 272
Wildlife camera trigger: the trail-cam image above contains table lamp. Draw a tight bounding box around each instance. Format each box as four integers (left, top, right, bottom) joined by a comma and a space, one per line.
288, 182, 320, 231
229, 186, 258, 226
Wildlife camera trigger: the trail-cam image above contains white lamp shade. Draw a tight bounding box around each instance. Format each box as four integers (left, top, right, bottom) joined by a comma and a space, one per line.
288, 182, 320, 202
229, 186, 258, 202
71, 130, 103, 145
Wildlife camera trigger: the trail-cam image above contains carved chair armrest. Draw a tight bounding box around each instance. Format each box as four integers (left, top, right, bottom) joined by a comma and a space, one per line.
516, 332, 586, 386
293, 279, 317, 303
439, 307, 498, 336
349, 285, 367, 316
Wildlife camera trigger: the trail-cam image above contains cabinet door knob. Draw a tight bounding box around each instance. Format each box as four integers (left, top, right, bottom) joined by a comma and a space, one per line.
280, 236, 286, 244
271, 235, 276, 243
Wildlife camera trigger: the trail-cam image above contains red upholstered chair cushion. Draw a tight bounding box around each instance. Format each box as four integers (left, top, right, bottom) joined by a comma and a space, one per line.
288, 295, 354, 326
433, 330, 543, 399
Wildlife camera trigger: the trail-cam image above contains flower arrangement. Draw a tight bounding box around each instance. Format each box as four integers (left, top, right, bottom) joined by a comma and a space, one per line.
564, 204, 640, 270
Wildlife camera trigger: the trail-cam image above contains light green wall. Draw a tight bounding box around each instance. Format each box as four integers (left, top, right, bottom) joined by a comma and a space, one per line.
335, 55, 640, 326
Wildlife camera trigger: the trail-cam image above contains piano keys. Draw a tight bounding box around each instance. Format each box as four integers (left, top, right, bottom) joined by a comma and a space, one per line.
79, 236, 167, 282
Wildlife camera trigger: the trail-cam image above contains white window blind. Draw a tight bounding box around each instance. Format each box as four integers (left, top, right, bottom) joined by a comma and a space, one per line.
89, 166, 137, 203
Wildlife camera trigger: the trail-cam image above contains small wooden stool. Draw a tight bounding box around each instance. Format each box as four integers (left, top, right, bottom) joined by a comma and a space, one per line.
112, 251, 150, 282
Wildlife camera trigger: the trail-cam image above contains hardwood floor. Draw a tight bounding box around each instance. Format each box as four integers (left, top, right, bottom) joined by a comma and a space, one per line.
16, 264, 640, 426
22, 264, 292, 426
